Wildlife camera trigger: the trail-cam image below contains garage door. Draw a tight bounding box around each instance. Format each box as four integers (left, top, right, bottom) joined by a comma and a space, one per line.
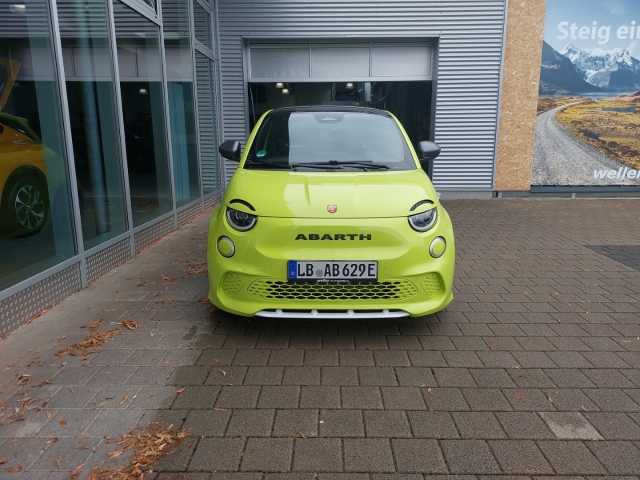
222, 41, 435, 182
247, 41, 434, 83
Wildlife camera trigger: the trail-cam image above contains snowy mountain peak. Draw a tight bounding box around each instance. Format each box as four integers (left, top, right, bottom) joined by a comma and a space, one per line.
558, 44, 640, 89
561, 43, 579, 55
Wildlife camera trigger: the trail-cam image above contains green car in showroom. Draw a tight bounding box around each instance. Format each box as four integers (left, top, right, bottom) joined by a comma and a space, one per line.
208, 106, 455, 319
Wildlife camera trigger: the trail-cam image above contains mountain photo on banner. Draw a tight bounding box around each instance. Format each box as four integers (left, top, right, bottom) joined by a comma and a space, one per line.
533, 0, 640, 187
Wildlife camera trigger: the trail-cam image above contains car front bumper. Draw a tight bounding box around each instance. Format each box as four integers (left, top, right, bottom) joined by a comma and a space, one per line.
207, 205, 455, 318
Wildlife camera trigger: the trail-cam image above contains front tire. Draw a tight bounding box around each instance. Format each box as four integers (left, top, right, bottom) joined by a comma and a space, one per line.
1, 175, 49, 236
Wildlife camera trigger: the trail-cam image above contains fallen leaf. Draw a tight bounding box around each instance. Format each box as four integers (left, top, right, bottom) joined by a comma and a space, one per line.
120, 319, 138, 331
16, 374, 31, 385
70, 463, 85, 480
197, 297, 209, 304
107, 449, 124, 459
161, 275, 176, 283
0, 458, 6, 465
184, 262, 207, 277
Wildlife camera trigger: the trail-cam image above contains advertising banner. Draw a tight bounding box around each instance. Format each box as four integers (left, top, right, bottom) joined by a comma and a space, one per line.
534, 1, 640, 186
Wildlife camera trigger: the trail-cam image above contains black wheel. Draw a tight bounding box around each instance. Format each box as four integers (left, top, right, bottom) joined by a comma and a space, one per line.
1, 175, 49, 236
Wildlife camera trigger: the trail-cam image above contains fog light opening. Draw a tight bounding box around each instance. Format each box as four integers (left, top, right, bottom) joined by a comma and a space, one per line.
429, 236, 446, 258
217, 236, 235, 258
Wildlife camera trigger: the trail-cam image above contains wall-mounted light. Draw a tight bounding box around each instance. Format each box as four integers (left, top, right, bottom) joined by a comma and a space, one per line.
275, 82, 284, 89
281, 88, 290, 95
346, 82, 354, 89
10, 3, 26, 12
139, 88, 148, 95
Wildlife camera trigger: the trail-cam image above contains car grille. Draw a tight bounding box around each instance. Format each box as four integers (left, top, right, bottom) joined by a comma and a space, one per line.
221, 272, 444, 303
248, 280, 419, 301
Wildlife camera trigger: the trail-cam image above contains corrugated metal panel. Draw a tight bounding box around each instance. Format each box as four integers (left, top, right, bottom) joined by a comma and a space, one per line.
114, 0, 158, 36
247, 41, 433, 82
195, 52, 220, 192
0, 0, 51, 37
193, 1, 211, 48
218, 0, 506, 190
161, 0, 189, 36
57, 0, 109, 38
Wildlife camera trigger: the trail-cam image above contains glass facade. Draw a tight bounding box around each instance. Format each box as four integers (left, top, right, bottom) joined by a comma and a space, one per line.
163, 0, 200, 205
195, 52, 220, 193
0, 0, 77, 289
0, 0, 221, 292
114, 1, 172, 226
193, 2, 211, 49
59, 0, 128, 249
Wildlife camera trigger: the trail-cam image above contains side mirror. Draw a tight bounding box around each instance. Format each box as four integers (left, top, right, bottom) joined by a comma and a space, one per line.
418, 141, 441, 179
219, 140, 241, 162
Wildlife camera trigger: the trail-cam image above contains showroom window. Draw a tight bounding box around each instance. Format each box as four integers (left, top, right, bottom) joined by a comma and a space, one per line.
193, 1, 211, 49
114, 0, 173, 226
195, 52, 220, 193
57, 0, 129, 249
162, 0, 201, 206
0, 0, 77, 289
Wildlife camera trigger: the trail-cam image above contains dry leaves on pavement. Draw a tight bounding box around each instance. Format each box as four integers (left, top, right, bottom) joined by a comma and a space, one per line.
88, 422, 189, 480
55, 328, 121, 359
55, 316, 139, 359
0, 396, 45, 426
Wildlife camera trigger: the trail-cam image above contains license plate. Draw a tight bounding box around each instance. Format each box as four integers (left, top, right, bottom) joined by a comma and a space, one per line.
288, 261, 378, 281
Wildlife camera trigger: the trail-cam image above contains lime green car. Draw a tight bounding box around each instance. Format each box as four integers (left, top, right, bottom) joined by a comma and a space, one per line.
208, 106, 455, 319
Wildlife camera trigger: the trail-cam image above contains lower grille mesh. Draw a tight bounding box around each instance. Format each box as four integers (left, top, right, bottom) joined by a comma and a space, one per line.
247, 280, 418, 301
221, 272, 444, 303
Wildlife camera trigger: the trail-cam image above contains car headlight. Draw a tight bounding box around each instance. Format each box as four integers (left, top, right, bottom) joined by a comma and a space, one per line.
226, 207, 257, 231
408, 208, 438, 232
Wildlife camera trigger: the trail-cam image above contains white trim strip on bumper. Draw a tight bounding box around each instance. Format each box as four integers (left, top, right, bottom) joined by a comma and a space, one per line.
255, 309, 410, 319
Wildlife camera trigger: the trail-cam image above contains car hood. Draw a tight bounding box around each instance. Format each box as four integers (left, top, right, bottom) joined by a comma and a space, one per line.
224, 169, 438, 218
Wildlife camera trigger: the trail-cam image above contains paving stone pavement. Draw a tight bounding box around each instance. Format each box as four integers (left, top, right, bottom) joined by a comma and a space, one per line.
1, 199, 640, 479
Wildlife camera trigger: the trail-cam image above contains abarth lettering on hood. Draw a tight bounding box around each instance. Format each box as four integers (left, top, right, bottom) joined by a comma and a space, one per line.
207, 105, 456, 319
295, 233, 373, 241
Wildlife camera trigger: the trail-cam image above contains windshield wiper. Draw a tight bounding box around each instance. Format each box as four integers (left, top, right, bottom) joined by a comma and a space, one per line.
292, 161, 390, 171
334, 161, 390, 170
290, 162, 341, 170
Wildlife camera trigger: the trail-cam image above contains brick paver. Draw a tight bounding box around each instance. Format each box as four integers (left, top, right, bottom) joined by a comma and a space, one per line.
1, 199, 640, 477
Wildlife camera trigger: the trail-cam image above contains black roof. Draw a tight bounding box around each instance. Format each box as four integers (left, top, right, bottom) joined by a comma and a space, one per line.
269, 105, 391, 116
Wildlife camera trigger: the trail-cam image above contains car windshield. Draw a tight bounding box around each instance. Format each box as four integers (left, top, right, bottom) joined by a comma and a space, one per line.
245, 109, 416, 171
